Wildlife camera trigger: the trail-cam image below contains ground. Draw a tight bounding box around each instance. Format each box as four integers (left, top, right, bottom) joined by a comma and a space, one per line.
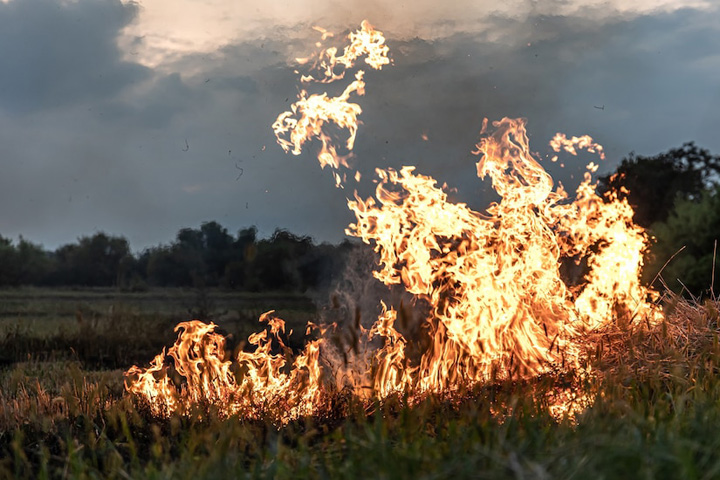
0, 287, 719, 479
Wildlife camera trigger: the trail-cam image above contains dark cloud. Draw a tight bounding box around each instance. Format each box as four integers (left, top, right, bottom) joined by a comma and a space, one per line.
0, 0, 149, 114
0, 3, 718, 250
102, 72, 207, 129
340, 7, 720, 208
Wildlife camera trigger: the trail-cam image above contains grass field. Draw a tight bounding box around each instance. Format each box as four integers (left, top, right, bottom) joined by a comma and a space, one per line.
1, 287, 720, 479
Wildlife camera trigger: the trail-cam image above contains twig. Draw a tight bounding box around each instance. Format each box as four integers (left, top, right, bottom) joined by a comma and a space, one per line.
712, 239, 717, 300
677, 279, 697, 302
649, 245, 686, 290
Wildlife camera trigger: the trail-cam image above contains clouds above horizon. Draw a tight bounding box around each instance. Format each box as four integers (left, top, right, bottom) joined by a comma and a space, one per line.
0, 0, 147, 113
0, 0, 718, 251
120, 0, 716, 67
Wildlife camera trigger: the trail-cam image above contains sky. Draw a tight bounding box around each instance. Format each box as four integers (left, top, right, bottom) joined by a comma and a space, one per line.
0, 0, 718, 251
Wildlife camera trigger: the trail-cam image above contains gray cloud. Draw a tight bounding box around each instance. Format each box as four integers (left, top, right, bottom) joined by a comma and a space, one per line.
101, 72, 207, 129
0, 2, 718, 251
0, 0, 148, 113
345, 7, 720, 206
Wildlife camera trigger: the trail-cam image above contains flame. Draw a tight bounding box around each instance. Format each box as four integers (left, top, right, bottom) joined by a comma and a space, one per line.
272, 20, 390, 186
125, 312, 325, 423
345, 117, 658, 393
125, 21, 661, 423
549, 132, 606, 163
302, 20, 390, 84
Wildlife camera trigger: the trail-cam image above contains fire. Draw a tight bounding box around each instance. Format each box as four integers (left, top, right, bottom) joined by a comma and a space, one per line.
125, 21, 660, 423
346, 117, 658, 392
125, 312, 325, 422
550, 132, 606, 163
272, 20, 390, 185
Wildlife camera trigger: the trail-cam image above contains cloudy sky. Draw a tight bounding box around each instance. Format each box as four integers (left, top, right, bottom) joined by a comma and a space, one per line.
0, 0, 718, 251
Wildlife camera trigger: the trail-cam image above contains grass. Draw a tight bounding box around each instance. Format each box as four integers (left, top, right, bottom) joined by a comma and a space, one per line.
1, 287, 720, 478
0, 287, 315, 368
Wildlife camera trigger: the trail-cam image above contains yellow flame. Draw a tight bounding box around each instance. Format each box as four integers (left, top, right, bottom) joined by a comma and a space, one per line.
125, 312, 326, 423
302, 20, 390, 84
126, 21, 660, 424
272, 20, 390, 186
550, 132, 606, 161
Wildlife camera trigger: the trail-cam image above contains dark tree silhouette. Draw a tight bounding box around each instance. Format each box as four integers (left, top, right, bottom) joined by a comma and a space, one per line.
599, 142, 720, 228
0, 221, 353, 292
245, 229, 313, 291
52, 233, 131, 286
222, 227, 257, 289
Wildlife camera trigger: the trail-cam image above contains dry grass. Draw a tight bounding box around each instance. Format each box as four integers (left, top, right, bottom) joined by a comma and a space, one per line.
587, 293, 720, 382
1, 288, 720, 478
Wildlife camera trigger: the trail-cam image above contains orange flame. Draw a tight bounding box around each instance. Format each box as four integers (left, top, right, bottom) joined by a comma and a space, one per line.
302, 20, 390, 84
345, 117, 659, 395
125, 21, 660, 423
125, 312, 325, 423
272, 20, 390, 186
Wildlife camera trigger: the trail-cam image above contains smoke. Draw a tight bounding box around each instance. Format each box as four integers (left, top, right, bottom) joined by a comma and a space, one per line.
310, 241, 431, 392
318, 244, 405, 328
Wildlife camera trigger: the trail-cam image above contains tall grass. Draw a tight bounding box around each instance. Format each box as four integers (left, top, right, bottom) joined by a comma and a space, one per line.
1, 290, 720, 478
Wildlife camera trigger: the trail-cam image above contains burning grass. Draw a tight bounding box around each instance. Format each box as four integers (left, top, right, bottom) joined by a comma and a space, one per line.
4, 19, 720, 478
590, 292, 720, 383
127, 23, 663, 421
3, 295, 720, 478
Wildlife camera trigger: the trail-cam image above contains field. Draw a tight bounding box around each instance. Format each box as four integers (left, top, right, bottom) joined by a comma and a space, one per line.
1, 288, 720, 479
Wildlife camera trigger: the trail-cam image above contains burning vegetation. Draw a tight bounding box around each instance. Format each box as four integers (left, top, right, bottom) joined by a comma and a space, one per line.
125, 21, 664, 424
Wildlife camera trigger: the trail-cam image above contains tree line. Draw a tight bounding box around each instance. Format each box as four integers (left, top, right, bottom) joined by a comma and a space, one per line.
0, 223, 354, 292
0, 141, 718, 295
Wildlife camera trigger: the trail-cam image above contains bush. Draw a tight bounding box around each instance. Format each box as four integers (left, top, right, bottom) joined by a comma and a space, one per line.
646, 187, 720, 296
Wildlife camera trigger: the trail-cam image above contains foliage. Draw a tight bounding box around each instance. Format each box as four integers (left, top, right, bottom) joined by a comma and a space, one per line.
50, 233, 131, 287
599, 142, 720, 228
598, 142, 720, 296
0, 223, 353, 292
644, 187, 720, 296
142, 224, 351, 292
0, 236, 52, 287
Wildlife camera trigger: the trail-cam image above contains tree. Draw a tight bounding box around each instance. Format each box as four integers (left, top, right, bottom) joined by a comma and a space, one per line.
599, 142, 720, 228
0, 235, 21, 286
645, 187, 720, 296
0, 221, 352, 291
52, 233, 131, 286
199, 221, 234, 285
222, 227, 257, 289
145, 244, 203, 287
296, 240, 354, 291
15, 237, 52, 285
245, 229, 313, 291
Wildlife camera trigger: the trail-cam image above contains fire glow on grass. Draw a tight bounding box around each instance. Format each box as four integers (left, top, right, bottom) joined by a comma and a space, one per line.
125, 21, 661, 424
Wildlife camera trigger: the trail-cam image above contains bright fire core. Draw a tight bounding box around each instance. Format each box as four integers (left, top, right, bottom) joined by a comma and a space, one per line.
125, 21, 660, 424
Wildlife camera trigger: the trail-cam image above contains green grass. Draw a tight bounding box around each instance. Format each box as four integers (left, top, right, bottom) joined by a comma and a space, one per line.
0, 287, 316, 368
1, 288, 720, 479
4, 367, 720, 479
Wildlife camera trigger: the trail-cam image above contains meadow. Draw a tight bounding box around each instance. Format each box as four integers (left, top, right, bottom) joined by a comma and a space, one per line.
1, 287, 720, 479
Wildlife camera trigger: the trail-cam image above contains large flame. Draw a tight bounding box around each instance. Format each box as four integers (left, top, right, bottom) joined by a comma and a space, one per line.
125, 21, 660, 423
